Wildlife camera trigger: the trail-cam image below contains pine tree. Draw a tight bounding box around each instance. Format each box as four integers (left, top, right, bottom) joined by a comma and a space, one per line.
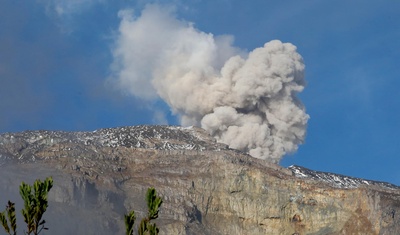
125, 187, 163, 235
124, 210, 136, 235
0, 201, 17, 235
19, 177, 53, 235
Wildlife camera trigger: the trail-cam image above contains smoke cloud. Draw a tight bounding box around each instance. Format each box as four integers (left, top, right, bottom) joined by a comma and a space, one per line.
110, 4, 309, 162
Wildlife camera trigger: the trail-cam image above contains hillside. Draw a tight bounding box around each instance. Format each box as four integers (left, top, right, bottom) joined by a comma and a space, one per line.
1, 125, 399, 234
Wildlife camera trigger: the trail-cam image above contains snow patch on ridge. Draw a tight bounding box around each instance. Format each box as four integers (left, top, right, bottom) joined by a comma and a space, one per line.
288, 165, 399, 190
0, 125, 227, 155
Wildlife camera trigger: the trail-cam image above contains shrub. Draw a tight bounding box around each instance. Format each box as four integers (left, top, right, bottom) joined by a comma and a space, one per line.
0, 177, 53, 235
125, 187, 163, 235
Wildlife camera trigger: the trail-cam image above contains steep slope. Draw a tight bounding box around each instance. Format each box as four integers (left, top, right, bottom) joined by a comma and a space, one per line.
0, 125, 399, 235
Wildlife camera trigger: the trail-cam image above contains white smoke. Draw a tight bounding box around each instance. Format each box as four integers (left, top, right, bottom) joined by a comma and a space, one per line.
109, 4, 309, 162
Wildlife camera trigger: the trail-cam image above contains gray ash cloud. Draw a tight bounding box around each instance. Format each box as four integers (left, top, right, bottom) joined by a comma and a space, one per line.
109, 4, 309, 162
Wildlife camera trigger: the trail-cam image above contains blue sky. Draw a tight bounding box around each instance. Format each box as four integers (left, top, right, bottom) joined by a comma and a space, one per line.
1, 1, 400, 184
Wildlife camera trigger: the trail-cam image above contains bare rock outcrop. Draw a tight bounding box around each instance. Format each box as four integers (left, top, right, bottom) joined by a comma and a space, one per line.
0, 125, 399, 235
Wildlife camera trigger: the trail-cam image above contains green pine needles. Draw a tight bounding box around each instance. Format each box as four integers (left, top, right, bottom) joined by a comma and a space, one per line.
125, 187, 163, 235
2, 178, 163, 235
0, 201, 17, 235
1, 177, 53, 235
124, 210, 136, 235
20, 177, 53, 235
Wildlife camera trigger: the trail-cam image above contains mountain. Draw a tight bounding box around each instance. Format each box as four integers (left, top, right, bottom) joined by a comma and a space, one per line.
0, 125, 399, 234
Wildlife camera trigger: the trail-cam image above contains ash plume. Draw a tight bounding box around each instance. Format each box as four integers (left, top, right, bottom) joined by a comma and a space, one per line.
109, 4, 309, 162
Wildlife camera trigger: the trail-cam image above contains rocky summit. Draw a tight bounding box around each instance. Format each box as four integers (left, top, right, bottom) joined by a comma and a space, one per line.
0, 125, 400, 235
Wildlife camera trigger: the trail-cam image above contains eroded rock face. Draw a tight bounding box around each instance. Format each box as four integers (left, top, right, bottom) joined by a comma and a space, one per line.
0, 125, 399, 235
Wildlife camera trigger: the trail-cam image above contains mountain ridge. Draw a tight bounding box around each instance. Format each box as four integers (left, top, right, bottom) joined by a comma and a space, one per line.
1, 125, 397, 189
1, 125, 400, 234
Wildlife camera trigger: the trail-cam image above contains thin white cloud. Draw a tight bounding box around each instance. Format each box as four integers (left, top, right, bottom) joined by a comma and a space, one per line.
38, 0, 105, 33
152, 110, 169, 125
42, 0, 103, 16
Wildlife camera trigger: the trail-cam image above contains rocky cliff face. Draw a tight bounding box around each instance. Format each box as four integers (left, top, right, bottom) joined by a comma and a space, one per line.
0, 125, 399, 235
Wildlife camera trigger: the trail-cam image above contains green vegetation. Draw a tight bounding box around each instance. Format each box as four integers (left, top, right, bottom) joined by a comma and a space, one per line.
125, 187, 163, 235
1, 178, 163, 235
20, 177, 53, 235
1, 177, 53, 235
0, 201, 16, 235
124, 210, 136, 235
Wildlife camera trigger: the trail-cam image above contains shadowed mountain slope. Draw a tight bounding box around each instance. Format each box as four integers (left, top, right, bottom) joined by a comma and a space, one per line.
0, 125, 399, 234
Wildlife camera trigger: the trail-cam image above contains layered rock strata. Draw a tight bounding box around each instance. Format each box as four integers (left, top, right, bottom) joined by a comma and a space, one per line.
0, 125, 399, 235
